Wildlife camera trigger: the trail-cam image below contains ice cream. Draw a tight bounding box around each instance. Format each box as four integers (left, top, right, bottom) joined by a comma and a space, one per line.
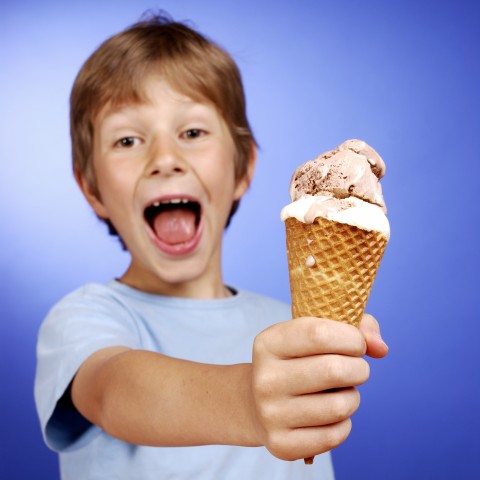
282, 138, 390, 325
281, 139, 390, 464
288, 139, 386, 206
282, 139, 389, 242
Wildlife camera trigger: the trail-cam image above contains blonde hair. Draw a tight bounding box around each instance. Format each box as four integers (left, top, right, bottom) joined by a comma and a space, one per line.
70, 13, 256, 236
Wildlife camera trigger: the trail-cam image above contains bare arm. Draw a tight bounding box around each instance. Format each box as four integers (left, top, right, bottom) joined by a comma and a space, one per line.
71, 347, 260, 447
71, 313, 387, 458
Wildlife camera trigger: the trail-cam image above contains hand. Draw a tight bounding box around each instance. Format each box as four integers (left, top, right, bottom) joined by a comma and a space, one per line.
251, 316, 370, 461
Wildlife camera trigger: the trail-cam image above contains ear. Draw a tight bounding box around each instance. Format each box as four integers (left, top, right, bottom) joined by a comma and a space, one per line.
233, 143, 257, 200
74, 168, 109, 219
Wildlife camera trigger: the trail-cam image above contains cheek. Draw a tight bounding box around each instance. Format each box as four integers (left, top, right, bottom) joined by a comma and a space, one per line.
95, 168, 135, 218
97, 155, 132, 190
197, 145, 237, 196
213, 160, 236, 197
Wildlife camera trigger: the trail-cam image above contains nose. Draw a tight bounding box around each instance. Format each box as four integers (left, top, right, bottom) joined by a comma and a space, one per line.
146, 137, 186, 178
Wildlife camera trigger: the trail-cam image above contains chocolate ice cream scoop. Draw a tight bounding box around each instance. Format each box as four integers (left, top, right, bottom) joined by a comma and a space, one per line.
289, 139, 386, 212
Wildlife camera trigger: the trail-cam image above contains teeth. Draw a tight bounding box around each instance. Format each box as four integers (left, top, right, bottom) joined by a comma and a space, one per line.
151, 198, 190, 207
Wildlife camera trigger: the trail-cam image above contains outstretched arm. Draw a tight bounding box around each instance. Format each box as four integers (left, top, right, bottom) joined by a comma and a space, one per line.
71, 313, 387, 459
71, 347, 260, 447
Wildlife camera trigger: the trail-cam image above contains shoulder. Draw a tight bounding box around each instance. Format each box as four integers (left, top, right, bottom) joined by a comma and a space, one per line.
48, 281, 125, 311
42, 281, 142, 327
38, 281, 141, 352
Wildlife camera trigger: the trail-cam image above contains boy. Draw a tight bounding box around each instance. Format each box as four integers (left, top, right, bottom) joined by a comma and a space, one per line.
35, 13, 388, 480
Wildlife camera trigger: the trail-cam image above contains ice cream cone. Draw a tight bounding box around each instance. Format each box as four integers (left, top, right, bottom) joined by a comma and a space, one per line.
281, 139, 390, 465
285, 215, 387, 465
285, 216, 388, 327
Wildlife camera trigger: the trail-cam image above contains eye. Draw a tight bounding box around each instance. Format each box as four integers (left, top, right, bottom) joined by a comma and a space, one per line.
182, 129, 206, 140
115, 137, 140, 148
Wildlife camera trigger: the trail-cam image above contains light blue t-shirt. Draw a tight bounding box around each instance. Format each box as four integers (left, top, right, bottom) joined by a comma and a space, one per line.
35, 280, 334, 479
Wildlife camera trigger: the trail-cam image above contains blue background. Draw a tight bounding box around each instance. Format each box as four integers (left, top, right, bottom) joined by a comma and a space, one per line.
2, 0, 479, 478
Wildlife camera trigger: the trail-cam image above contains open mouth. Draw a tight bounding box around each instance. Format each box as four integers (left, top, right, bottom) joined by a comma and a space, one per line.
144, 198, 202, 250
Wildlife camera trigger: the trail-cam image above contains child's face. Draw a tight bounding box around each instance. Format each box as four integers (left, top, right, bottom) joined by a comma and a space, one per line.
80, 76, 253, 297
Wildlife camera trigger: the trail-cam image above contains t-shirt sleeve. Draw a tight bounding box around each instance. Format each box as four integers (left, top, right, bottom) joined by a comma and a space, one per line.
34, 284, 140, 452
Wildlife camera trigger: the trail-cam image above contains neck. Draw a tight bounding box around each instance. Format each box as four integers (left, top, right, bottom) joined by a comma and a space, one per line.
119, 270, 231, 299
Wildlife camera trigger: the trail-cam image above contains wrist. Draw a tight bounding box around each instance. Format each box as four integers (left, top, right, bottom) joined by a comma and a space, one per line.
232, 363, 264, 447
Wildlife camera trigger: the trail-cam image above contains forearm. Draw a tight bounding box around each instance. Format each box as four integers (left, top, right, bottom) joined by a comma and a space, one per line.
72, 348, 261, 447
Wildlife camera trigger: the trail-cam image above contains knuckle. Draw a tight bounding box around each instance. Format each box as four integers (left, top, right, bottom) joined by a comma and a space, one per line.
340, 418, 353, 443
329, 394, 353, 423
351, 327, 366, 352
364, 359, 371, 380
324, 419, 352, 450
253, 369, 277, 399
362, 312, 378, 327
358, 358, 370, 383
351, 388, 361, 410
256, 400, 280, 425
323, 356, 344, 384
267, 432, 296, 461
307, 319, 329, 345
267, 431, 285, 451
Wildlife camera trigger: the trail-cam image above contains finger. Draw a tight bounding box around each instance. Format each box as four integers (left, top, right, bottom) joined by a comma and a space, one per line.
281, 388, 360, 428
257, 317, 366, 359
276, 355, 370, 395
359, 313, 389, 358
267, 418, 352, 461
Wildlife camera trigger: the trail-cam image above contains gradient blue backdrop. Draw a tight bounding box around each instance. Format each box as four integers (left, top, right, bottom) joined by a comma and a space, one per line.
2, 0, 479, 478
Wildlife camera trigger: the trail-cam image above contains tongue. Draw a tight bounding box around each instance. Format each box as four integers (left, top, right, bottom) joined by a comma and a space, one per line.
153, 208, 197, 245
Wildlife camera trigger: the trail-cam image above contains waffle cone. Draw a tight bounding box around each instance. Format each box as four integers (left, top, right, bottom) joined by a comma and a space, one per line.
285, 216, 388, 327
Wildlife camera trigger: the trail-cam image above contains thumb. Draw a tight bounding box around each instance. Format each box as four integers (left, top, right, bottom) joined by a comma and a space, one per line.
359, 313, 389, 358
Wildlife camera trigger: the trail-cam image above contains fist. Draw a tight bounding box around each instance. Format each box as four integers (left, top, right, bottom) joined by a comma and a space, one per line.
251, 316, 370, 461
